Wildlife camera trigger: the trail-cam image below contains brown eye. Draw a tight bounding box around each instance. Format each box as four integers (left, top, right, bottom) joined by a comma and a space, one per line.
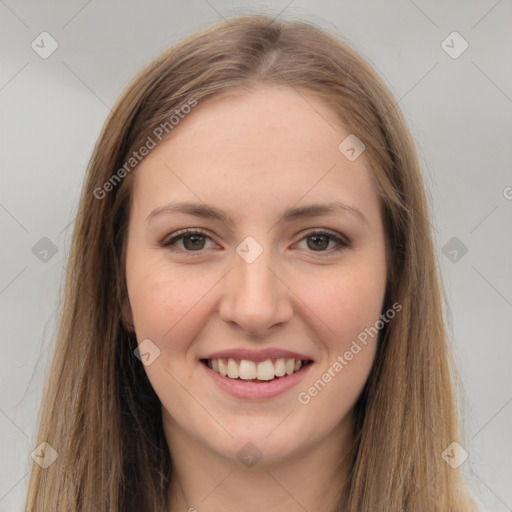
162, 229, 215, 252
162, 229, 349, 254
307, 234, 330, 251
296, 231, 349, 253
182, 234, 206, 250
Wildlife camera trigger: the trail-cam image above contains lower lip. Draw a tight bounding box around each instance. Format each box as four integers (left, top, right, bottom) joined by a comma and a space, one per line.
202, 362, 313, 400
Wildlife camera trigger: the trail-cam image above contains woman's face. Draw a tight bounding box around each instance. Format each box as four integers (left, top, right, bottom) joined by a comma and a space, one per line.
124, 85, 387, 465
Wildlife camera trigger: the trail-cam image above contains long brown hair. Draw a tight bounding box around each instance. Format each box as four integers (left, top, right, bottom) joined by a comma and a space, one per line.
25, 14, 475, 511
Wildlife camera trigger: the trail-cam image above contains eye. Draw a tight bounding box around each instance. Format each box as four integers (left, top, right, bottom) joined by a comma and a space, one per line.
161, 229, 217, 252
162, 229, 349, 253
294, 230, 350, 253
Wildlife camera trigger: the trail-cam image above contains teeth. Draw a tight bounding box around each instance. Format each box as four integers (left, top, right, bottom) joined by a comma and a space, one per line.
274, 358, 286, 377
207, 357, 307, 381
239, 360, 257, 380
257, 359, 275, 381
218, 359, 228, 377
227, 358, 239, 379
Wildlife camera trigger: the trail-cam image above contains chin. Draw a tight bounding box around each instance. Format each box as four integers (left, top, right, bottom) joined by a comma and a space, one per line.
206, 417, 317, 467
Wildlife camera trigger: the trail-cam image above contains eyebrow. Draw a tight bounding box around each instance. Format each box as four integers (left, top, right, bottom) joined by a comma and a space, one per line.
146, 201, 369, 227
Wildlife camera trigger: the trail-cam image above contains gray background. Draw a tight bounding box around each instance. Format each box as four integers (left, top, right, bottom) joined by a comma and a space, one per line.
1, 1, 511, 510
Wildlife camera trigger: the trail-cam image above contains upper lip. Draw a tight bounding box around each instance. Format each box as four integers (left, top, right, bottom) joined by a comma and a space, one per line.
201, 348, 314, 363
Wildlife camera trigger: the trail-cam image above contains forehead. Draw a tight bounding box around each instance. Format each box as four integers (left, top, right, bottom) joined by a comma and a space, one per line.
129, 85, 379, 223
153, 85, 349, 159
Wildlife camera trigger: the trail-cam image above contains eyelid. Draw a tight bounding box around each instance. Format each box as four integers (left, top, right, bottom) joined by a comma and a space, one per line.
161, 228, 217, 249
296, 228, 350, 246
290, 229, 350, 254
161, 227, 350, 252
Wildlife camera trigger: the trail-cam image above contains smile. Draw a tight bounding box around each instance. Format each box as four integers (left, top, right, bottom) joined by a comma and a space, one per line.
202, 357, 313, 382
200, 356, 314, 399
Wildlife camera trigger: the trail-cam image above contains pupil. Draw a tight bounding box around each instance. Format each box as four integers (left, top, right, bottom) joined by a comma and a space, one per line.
308, 235, 328, 251
184, 235, 205, 250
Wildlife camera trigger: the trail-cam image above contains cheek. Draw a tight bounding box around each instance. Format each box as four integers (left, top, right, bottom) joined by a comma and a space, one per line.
126, 257, 195, 349
126, 264, 204, 404
126, 255, 225, 376
129, 277, 178, 336
295, 267, 385, 420
310, 263, 386, 345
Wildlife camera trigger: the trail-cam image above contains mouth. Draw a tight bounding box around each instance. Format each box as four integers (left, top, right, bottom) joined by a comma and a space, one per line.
200, 357, 314, 383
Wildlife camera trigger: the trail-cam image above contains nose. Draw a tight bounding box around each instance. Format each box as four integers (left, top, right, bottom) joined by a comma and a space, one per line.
218, 244, 293, 337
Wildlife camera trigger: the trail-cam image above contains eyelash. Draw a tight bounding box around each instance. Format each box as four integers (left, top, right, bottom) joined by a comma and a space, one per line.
161, 228, 350, 255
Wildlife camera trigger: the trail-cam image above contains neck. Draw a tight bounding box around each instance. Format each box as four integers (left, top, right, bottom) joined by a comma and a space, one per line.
164, 412, 354, 512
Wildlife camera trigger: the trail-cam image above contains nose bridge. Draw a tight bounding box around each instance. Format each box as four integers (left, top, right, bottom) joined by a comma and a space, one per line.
219, 237, 292, 334
237, 245, 275, 295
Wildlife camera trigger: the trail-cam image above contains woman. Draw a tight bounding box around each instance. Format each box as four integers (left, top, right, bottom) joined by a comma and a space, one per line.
25, 14, 482, 512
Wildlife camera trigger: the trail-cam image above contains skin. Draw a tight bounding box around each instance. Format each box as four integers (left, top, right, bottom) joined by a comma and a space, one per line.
123, 85, 388, 512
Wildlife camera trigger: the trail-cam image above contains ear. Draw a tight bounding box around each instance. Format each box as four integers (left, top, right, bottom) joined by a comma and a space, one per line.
121, 297, 135, 333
